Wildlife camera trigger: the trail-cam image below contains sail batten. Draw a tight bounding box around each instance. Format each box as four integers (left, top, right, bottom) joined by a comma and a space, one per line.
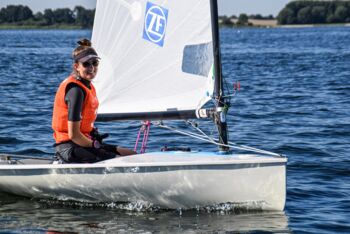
92, 0, 214, 120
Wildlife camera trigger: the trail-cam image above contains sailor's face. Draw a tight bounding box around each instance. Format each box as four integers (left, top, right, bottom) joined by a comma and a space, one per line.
75, 59, 99, 81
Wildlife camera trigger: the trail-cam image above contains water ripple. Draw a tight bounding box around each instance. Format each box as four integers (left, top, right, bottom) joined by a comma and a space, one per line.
0, 27, 349, 233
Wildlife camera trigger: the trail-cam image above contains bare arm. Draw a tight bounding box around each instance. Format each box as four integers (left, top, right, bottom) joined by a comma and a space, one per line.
116, 146, 136, 156
68, 121, 93, 147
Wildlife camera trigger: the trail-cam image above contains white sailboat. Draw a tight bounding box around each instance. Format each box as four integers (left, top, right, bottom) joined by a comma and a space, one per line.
0, 0, 287, 211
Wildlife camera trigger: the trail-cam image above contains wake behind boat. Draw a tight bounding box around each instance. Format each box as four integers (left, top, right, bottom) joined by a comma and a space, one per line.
0, 0, 287, 211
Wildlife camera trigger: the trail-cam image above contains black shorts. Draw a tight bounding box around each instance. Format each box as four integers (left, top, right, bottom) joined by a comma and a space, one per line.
55, 141, 119, 163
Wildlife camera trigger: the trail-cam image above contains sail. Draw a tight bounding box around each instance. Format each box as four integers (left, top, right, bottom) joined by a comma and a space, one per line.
92, 0, 214, 120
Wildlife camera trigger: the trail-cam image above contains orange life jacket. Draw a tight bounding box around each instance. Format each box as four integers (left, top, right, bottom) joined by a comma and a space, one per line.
52, 76, 99, 143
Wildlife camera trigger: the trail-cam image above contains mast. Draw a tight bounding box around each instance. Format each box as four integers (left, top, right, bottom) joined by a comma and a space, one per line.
210, 0, 229, 151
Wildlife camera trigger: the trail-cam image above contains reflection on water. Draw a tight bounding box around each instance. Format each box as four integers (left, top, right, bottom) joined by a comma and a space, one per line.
0, 193, 291, 233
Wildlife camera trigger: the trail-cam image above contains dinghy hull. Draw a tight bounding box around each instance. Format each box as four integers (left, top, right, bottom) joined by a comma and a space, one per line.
0, 152, 286, 210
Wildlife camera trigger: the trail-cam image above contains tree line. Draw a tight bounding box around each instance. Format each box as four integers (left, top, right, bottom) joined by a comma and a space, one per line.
219, 14, 275, 27
3, 2, 350, 28
277, 1, 350, 24
0, 5, 94, 28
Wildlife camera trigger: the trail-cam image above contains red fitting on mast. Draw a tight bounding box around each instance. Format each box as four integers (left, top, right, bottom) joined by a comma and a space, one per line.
234, 81, 240, 91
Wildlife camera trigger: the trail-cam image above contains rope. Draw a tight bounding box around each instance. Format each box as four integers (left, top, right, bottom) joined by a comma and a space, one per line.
134, 121, 151, 154
153, 122, 283, 157
185, 121, 282, 156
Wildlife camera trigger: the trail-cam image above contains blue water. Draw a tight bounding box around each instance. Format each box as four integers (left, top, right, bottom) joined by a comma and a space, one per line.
0, 27, 349, 233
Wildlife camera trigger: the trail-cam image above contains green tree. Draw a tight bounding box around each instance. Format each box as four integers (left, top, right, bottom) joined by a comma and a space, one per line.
53, 8, 74, 24
311, 6, 326, 24
0, 8, 7, 23
0, 5, 33, 22
43, 9, 55, 25
250, 14, 263, 19
74, 6, 95, 28
277, 8, 296, 24
220, 15, 232, 26
334, 5, 347, 22
0, 4, 97, 27
237, 13, 248, 25
31, 12, 47, 26
34, 12, 43, 21
278, 1, 350, 25
17, 5, 33, 21
297, 6, 313, 23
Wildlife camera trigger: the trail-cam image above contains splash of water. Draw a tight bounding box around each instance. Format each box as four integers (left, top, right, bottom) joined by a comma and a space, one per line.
36, 198, 267, 214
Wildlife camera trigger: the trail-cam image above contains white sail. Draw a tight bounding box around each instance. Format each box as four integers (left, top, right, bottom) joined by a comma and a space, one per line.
92, 0, 214, 118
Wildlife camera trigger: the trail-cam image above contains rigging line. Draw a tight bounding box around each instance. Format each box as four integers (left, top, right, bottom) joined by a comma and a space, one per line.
155, 123, 221, 145
226, 142, 283, 157
181, 121, 281, 157
185, 120, 218, 145
185, 121, 214, 141
186, 120, 213, 141
186, 120, 224, 145
156, 123, 260, 153
190, 120, 281, 156
154, 121, 216, 143
162, 121, 215, 144
153, 123, 282, 157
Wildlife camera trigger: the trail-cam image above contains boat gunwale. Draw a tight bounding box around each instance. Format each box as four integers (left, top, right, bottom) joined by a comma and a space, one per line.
0, 153, 287, 170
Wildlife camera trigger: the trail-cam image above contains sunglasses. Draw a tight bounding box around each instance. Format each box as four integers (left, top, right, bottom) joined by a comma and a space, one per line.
82, 60, 99, 68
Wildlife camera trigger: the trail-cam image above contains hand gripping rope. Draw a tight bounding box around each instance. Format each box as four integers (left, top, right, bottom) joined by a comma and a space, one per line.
134, 121, 151, 154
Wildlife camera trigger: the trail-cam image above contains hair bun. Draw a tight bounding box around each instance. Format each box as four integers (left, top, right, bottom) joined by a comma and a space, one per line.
77, 38, 92, 47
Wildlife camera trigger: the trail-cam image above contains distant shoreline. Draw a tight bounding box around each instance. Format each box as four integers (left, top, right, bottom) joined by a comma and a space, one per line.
277, 23, 350, 28
1, 23, 350, 30
220, 23, 350, 29
0, 24, 88, 30
219, 19, 350, 28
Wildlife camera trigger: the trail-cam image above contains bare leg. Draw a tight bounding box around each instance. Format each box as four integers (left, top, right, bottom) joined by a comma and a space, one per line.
116, 146, 137, 156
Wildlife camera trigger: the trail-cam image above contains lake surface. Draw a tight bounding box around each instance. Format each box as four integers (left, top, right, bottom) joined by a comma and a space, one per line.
0, 27, 349, 233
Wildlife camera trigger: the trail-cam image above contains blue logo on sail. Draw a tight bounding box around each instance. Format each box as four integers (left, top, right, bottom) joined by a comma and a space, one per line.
143, 2, 168, 47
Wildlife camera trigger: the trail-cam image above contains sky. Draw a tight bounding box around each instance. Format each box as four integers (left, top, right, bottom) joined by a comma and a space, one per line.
0, 0, 292, 17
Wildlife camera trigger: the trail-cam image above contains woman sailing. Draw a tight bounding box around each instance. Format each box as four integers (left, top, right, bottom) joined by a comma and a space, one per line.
52, 39, 135, 163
